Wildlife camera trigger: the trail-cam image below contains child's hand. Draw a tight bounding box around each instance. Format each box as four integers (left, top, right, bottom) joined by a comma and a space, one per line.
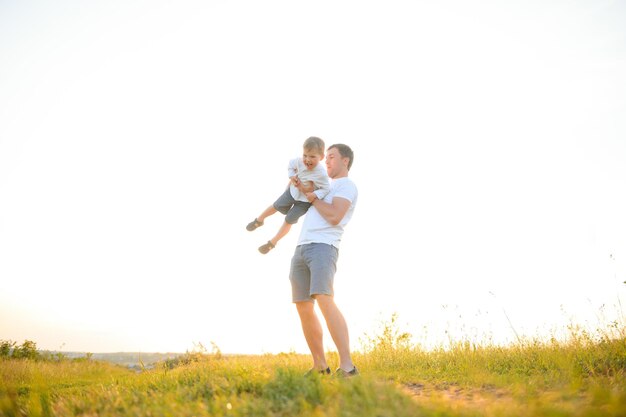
290, 175, 300, 186
297, 180, 314, 194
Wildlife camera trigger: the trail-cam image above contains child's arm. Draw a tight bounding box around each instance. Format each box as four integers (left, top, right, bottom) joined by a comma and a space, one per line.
307, 166, 330, 200
312, 174, 330, 200
287, 158, 299, 180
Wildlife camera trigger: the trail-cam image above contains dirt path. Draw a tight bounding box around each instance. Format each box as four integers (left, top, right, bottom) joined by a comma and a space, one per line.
402, 382, 512, 410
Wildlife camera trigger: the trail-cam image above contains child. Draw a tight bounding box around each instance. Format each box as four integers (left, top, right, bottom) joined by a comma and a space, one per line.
246, 136, 330, 254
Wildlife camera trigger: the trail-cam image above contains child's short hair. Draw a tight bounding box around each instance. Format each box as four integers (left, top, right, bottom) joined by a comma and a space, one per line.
303, 136, 325, 155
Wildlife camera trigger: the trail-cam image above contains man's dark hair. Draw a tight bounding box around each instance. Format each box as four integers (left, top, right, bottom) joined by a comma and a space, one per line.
328, 144, 354, 170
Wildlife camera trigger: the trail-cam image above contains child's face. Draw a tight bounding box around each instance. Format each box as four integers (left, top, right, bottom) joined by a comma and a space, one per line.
302, 148, 324, 170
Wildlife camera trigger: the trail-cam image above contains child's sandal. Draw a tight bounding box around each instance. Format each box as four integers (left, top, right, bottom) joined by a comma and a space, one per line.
258, 241, 275, 254
246, 218, 264, 231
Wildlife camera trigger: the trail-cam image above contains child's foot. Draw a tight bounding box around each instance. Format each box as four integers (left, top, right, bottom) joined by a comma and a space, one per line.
258, 241, 275, 254
246, 218, 263, 231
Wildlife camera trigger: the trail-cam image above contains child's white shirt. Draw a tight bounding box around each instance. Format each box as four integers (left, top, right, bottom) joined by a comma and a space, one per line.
287, 157, 330, 202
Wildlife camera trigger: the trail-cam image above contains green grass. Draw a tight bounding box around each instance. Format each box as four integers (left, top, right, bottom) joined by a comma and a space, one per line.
0, 354, 419, 417
1, 320, 625, 416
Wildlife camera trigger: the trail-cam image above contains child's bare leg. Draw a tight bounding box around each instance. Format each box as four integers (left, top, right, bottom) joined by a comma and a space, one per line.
258, 205, 277, 223
269, 221, 292, 246
248, 205, 278, 232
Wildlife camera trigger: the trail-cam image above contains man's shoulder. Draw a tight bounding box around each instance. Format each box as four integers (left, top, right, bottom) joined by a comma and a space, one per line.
331, 177, 358, 201
333, 176, 357, 189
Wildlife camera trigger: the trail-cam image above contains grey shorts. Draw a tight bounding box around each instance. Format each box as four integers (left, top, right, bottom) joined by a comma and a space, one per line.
273, 188, 311, 225
289, 243, 339, 303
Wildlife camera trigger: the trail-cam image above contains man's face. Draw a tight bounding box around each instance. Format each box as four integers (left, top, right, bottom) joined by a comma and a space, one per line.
303, 148, 323, 170
325, 147, 346, 178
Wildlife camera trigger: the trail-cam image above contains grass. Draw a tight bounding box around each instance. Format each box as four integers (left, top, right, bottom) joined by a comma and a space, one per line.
1, 318, 625, 416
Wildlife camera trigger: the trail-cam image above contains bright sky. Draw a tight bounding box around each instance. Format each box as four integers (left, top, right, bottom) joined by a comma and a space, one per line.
1, 1, 625, 355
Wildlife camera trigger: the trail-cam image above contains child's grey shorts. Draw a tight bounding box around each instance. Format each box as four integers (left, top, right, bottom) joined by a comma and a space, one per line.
289, 243, 339, 302
273, 188, 311, 224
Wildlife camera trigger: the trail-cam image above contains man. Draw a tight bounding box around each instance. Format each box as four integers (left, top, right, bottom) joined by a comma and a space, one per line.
290, 143, 358, 377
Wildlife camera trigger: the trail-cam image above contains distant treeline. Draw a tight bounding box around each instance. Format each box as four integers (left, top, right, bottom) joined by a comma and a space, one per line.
0, 339, 182, 368
1, 340, 41, 360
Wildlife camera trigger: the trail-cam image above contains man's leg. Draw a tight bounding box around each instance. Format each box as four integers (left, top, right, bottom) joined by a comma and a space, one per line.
315, 294, 355, 372
295, 301, 328, 370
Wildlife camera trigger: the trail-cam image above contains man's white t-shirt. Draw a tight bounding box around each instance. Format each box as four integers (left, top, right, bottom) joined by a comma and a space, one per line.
297, 177, 358, 248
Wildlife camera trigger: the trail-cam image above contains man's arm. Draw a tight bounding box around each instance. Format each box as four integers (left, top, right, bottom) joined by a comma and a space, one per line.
306, 193, 351, 226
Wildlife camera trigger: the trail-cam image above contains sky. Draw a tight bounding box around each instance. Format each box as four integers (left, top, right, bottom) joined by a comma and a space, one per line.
1, 0, 625, 355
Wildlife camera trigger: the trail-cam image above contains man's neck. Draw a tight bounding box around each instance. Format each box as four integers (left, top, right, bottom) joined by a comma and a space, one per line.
331, 172, 348, 180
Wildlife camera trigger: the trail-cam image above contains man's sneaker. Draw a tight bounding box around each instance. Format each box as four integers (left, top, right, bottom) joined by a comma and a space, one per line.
334, 366, 359, 378
304, 367, 331, 377
246, 218, 263, 231
258, 241, 275, 254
